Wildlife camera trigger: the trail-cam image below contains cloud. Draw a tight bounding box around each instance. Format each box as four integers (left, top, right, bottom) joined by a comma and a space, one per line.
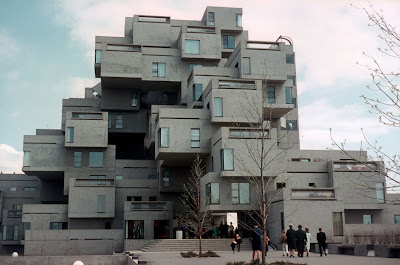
60, 76, 99, 98
0, 144, 23, 173
299, 99, 389, 150
0, 28, 19, 61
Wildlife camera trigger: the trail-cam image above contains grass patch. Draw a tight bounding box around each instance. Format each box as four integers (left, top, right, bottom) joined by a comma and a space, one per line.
199, 250, 220, 257
180, 251, 198, 258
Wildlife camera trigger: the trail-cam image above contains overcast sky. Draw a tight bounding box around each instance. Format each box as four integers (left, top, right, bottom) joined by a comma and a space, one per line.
0, 0, 399, 182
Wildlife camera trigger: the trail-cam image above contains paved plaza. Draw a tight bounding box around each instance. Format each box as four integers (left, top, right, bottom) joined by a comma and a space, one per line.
135, 250, 399, 265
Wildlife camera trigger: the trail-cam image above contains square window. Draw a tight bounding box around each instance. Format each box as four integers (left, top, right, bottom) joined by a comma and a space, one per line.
2, 225, 18, 241
286, 54, 295, 64
152, 63, 166, 77
125, 220, 144, 239
10, 187, 16, 191
395, 215, 400, 224
223, 35, 235, 49
89, 152, 103, 168
50, 222, 68, 230
363, 215, 373, 224
185, 40, 200, 55
282, 120, 298, 130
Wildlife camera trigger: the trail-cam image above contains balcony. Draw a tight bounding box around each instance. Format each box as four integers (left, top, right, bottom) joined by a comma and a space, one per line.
334, 162, 378, 172
263, 101, 295, 119
290, 188, 336, 200
7, 210, 22, 218
130, 201, 169, 211
75, 179, 115, 187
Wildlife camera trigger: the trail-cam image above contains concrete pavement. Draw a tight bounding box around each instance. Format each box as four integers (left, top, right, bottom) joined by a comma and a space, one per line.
135, 250, 399, 265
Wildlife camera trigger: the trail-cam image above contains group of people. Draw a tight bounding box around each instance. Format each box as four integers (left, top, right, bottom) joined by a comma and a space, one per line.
216, 222, 238, 238
281, 224, 327, 257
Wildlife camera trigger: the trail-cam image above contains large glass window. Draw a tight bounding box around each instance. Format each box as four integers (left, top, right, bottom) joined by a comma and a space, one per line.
189, 64, 202, 72
159, 128, 169, 148
332, 212, 343, 236
221, 149, 234, 171
23, 187, 36, 191
50, 222, 68, 230
363, 215, 373, 224
66, 127, 74, 143
206, 183, 220, 204
2, 225, 18, 241
191, 128, 200, 148
267, 86, 275, 103
125, 220, 144, 239
23, 151, 31, 167
185, 40, 200, 54
22, 222, 30, 240
214, 98, 223, 117
162, 170, 170, 188
285, 87, 293, 104
89, 152, 103, 168
376, 182, 385, 203
223, 35, 235, 49
282, 120, 298, 130
232, 183, 250, 204
193, 84, 202, 101
287, 75, 296, 86
154, 220, 170, 239
116, 114, 123, 128
152, 63, 166, 77
236, 14, 242, 27
395, 215, 400, 224
208, 12, 215, 26
243, 57, 251, 75
97, 195, 106, 213
132, 92, 138, 107
74, 152, 82, 168
108, 114, 112, 128
95, 50, 102, 64
286, 54, 295, 64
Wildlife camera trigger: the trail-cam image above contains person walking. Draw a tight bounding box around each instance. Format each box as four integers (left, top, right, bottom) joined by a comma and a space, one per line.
250, 223, 262, 261
264, 235, 270, 256
229, 222, 234, 238
286, 223, 296, 257
296, 225, 306, 257
317, 228, 327, 256
280, 230, 288, 257
235, 233, 242, 252
231, 238, 237, 253
305, 227, 312, 257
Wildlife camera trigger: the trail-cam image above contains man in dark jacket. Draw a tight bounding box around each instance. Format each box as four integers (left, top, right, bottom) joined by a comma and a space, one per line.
296, 224, 306, 257
250, 223, 262, 261
286, 223, 296, 257
317, 228, 327, 256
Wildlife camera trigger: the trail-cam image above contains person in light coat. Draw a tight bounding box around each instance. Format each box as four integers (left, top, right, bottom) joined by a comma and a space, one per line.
305, 227, 312, 257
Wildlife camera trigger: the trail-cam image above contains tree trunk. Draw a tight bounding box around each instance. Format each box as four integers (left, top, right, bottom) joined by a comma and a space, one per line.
199, 234, 202, 254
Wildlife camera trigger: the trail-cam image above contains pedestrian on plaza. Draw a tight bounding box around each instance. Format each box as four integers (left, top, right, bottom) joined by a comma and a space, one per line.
296, 225, 306, 257
305, 227, 311, 257
219, 222, 224, 238
286, 223, 296, 257
264, 235, 270, 256
231, 238, 237, 253
213, 224, 218, 238
235, 233, 242, 252
229, 222, 234, 238
317, 228, 327, 256
280, 230, 289, 257
250, 223, 262, 261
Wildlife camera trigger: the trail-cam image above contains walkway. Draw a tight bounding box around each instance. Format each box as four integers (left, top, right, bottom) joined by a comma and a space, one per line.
135, 250, 399, 265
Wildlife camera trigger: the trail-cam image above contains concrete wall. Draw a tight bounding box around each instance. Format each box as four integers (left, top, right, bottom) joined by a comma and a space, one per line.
0, 255, 127, 265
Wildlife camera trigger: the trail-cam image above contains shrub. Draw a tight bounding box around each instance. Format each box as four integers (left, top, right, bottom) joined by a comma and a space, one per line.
180, 251, 198, 258
199, 250, 220, 257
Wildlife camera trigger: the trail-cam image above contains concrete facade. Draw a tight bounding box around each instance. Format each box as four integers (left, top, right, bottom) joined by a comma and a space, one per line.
0, 6, 395, 256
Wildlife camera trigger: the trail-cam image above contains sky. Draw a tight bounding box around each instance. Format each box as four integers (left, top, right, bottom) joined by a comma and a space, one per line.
0, 0, 399, 187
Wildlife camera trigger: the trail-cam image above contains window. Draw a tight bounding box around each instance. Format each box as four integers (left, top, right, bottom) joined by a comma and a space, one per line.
10, 187, 16, 191
236, 14, 242, 27
66, 127, 74, 143
332, 212, 343, 236
23, 151, 31, 167
185, 40, 200, 54
132, 92, 138, 107
89, 152, 103, 168
97, 195, 106, 213
13, 204, 23, 210
125, 220, 144, 239
162, 170, 170, 188
2, 225, 18, 241
206, 183, 220, 204
208, 12, 215, 26
191, 128, 200, 148
22, 222, 30, 240
90, 175, 106, 185
221, 149, 234, 171
152, 62, 166, 77
286, 54, 295, 64
214, 98, 223, 117
95, 50, 102, 64
267, 86, 275, 103
116, 114, 123, 128
116, 175, 123, 180
282, 120, 298, 130
277, 183, 286, 189
309, 183, 316, 187
189, 64, 202, 72
108, 114, 112, 128
23, 187, 36, 191
292, 158, 310, 162
159, 128, 169, 148
50, 222, 68, 230
285, 87, 293, 104
395, 215, 400, 224
232, 183, 250, 204
223, 35, 235, 49
243, 57, 251, 75
363, 215, 373, 224
74, 152, 82, 168
376, 182, 385, 203
193, 84, 203, 101
287, 75, 296, 86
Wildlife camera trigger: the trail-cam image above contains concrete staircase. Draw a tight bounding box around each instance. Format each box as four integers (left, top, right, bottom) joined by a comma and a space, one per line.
140, 238, 253, 252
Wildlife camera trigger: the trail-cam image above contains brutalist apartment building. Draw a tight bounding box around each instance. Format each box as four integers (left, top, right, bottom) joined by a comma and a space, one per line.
1, 6, 397, 255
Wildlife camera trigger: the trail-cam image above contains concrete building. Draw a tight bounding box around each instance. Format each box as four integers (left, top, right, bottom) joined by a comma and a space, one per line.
5, 6, 397, 255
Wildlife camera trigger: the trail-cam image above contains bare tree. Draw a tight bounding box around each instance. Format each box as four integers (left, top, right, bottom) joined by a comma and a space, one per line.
179, 154, 212, 254
331, 3, 399, 197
